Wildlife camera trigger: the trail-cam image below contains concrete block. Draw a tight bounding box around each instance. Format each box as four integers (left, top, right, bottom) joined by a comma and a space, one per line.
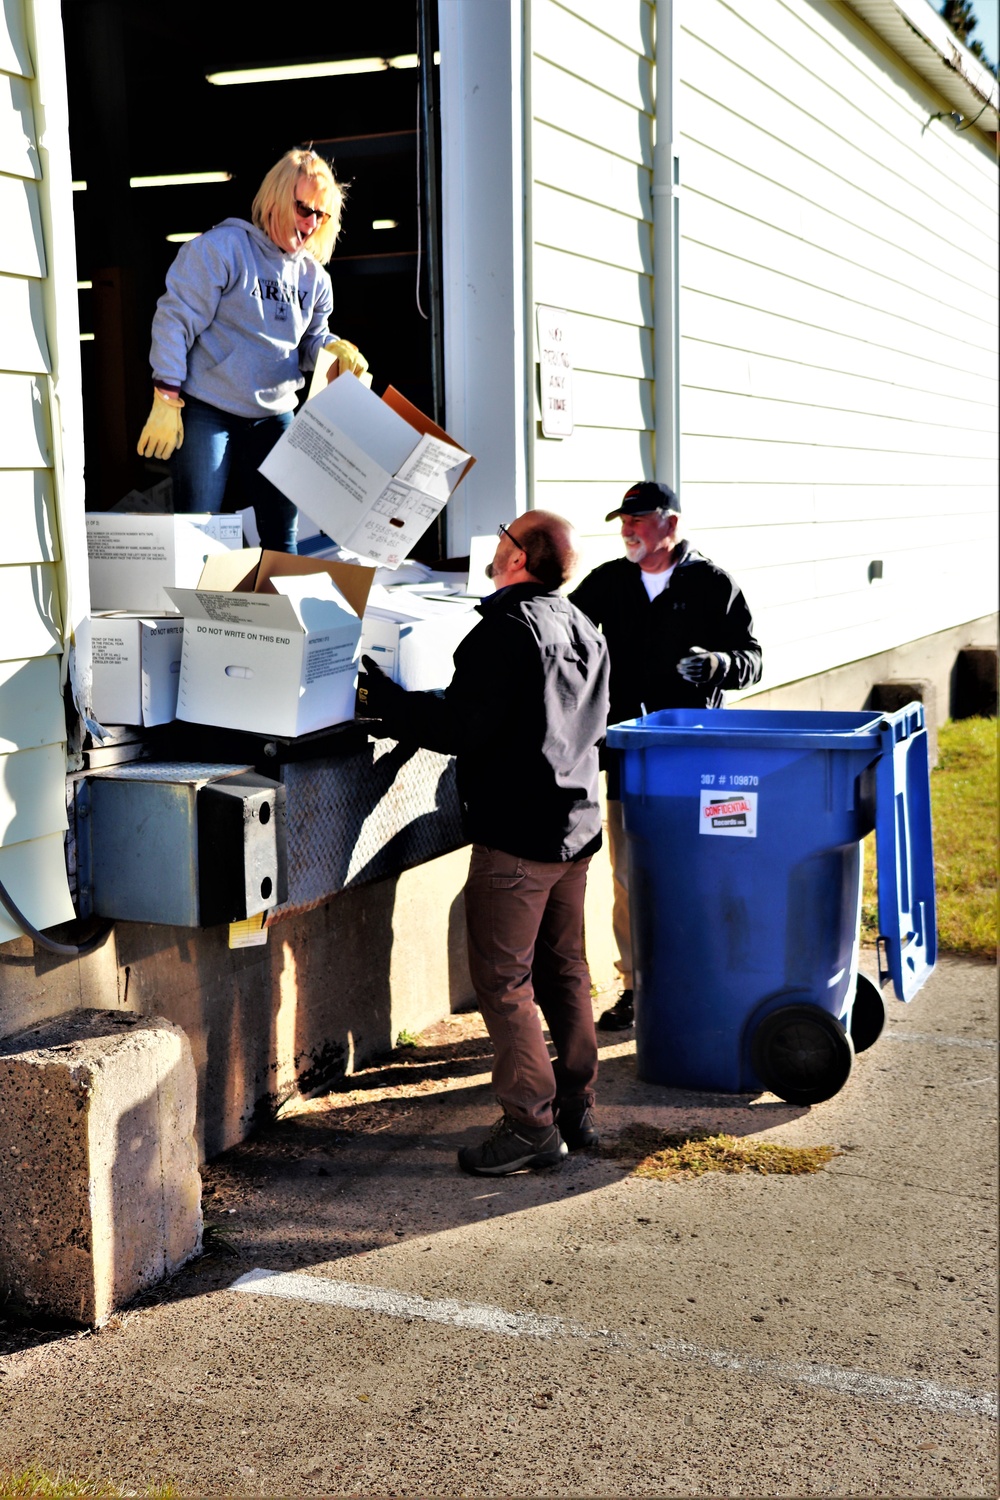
868, 679, 938, 767
0, 1009, 202, 1326
952, 647, 998, 720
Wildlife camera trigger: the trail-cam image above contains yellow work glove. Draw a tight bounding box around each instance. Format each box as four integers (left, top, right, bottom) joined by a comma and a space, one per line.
137, 390, 185, 460
324, 337, 370, 380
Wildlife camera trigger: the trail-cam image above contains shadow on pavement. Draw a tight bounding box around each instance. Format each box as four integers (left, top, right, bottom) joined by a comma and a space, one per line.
0, 1006, 809, 1355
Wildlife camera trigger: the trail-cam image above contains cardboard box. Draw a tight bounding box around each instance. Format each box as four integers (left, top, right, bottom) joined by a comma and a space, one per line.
360, 587, 479, 691
87, 512, 245, 613
165, 549, 376, 739
90, 614, 184, 727
258, 377, 475, 569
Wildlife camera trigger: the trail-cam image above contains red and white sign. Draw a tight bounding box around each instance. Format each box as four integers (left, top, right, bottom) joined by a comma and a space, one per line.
699, 789, 758, 837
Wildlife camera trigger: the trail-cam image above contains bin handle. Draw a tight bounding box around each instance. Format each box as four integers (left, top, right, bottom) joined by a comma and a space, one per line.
876, 934, 891, 987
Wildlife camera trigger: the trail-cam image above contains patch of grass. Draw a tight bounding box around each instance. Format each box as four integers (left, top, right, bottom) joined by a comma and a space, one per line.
199, 1220, 239, 1259
861, 716, 997, 960
0, 1469, 178, 1498
395, 1030, 419, 1048
604, 1124, 842, 1181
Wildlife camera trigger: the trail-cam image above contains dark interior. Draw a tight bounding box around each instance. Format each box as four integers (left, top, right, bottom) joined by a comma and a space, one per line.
62, 0, 442, 555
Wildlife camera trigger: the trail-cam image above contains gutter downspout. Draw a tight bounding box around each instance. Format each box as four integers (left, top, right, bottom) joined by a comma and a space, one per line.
652, 0, 680, 495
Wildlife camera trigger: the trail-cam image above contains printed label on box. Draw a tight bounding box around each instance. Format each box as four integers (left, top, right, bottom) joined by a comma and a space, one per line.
699, 789, 758, 837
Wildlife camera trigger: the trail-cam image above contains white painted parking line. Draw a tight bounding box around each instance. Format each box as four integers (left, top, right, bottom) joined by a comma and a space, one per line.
884, 1032, 998, 1050
231, 1268, 996, 1421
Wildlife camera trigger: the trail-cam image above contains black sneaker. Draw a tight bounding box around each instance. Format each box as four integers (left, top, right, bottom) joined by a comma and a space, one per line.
556, 1100, 599, 1151
597, 989, 634, 1031
458, 1114, 568, 1176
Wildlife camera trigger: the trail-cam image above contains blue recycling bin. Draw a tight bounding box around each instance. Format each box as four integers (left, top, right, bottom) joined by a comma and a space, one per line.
604, 704, 936, 1104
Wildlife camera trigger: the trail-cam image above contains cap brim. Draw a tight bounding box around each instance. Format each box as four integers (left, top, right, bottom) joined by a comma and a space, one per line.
605, 507, 657, 522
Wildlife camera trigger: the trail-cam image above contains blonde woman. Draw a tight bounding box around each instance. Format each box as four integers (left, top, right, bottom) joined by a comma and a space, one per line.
137, 147, 367, 552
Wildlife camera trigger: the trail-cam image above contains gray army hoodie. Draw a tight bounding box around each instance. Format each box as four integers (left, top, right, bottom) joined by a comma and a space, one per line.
149, 217, 335, 418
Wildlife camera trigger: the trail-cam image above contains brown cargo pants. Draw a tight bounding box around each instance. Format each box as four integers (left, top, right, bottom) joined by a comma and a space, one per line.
463, 844, 599, 1131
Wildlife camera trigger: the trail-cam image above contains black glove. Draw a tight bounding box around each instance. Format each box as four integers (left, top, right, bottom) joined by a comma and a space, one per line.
676, 646, 730, 685
358, 653, 405, 719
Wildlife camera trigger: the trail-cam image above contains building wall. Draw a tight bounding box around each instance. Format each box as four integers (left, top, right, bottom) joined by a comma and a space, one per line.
518, 0, 997, 697
677, 0, 999, 696
527, 0, 656, 564
0, 0, 84, 945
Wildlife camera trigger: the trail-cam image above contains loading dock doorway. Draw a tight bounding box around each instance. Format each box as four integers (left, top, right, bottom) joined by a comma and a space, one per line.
62, 0, 444, 559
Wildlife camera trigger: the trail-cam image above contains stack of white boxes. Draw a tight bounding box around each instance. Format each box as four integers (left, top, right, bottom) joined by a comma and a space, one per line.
88, 380, 479, 738
87, 513, 244, 728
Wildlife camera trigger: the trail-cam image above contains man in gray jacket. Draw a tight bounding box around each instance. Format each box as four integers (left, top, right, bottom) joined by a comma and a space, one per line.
361, 511, 610, 1175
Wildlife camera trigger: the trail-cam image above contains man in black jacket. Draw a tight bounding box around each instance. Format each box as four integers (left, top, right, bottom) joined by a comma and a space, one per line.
569, 480, 763, 1031
360, 511, 610, 1176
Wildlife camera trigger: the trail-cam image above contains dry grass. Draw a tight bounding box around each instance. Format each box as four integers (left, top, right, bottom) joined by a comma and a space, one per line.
861, 716, 997, 959
604, 1124, 842, 1181
0, 1471, 177, 1498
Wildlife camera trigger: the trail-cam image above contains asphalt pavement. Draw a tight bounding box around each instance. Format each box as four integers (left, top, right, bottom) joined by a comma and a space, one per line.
0, 953, 996, 1498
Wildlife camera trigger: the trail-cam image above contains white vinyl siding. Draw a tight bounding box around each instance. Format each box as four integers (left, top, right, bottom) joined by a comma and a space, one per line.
677, 0, 999, 694
528, 0, 656, 566
0, 0, 79, 944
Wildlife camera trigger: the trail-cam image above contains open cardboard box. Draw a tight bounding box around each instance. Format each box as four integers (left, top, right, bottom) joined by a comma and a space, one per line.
165, 549, 376, 738
259, 378, 475, 569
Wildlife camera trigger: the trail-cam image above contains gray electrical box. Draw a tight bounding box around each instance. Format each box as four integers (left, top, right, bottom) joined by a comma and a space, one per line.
79, 762, 287, 928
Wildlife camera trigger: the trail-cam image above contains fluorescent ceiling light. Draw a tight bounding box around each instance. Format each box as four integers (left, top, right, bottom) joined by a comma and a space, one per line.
372, 219, 398, 230
77, 280, 92, 290
166, 232, 202, 243
73, 174, 231, 190
80, 333, 95, 341
206, 52, 439, 85
131, 172, 232, 188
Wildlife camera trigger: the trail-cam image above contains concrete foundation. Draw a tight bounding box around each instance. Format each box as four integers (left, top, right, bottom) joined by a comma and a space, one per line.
868, 679, 939, 765
0, 1009, 201, 1327
739, 614, 997, 719
0, 845, 479, 1162
953, 646, 999, 719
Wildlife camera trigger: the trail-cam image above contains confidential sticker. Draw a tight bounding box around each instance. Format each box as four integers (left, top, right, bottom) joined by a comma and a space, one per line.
700, 789, 758, 837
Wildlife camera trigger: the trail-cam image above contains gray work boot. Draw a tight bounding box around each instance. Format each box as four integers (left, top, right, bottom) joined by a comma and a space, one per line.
458, 1114, 568, 1176
556, 1099, 599, 1151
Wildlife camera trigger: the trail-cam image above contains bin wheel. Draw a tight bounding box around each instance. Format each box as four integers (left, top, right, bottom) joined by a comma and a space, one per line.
751, 1005, 854, 1106
850, 974, 887, 1053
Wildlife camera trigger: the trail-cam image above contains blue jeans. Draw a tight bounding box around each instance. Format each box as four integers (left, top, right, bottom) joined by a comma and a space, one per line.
170, 395, 299, 553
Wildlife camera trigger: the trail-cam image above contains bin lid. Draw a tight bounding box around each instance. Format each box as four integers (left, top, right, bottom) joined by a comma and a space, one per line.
875, 703, 937, 1002
605, 707, 886, 751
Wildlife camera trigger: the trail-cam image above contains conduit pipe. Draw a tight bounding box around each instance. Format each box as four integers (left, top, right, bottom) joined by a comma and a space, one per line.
652, 0, 681, 494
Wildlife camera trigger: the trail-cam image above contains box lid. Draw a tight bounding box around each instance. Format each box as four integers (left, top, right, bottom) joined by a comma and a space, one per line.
195, 548, 375, 620
164, 585, 305, 633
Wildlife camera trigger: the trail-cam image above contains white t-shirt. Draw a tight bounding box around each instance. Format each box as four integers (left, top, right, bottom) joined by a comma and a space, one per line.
640, 562, 676, 601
